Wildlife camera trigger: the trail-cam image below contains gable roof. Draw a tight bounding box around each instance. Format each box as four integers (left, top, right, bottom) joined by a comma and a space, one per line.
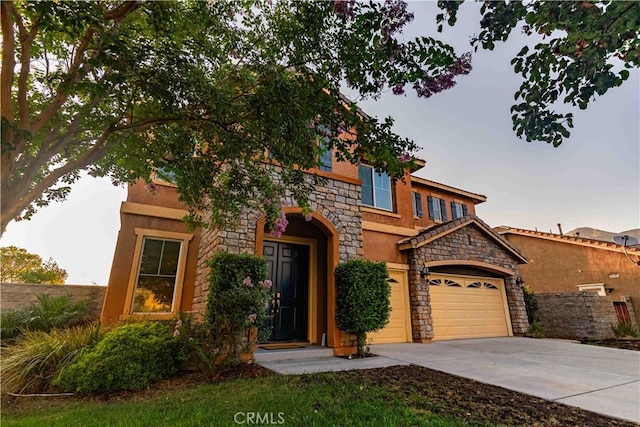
410, 176, 487, 204
495, 226, 640, 255
398, 215, 528, 263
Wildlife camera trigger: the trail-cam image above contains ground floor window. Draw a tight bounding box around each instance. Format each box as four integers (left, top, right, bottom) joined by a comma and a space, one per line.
125, 229, 193, 317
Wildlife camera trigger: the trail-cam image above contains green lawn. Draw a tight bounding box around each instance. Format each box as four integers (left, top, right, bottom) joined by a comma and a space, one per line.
3, 373, 464, 427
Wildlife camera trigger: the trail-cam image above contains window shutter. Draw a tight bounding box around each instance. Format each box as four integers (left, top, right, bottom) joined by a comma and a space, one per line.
450, 201, 456, 219
415, 193, 423, 217
427, 196, 435, 219
358, 165, 374, 206
462, 204, 468, 216
439, 198, 447, 221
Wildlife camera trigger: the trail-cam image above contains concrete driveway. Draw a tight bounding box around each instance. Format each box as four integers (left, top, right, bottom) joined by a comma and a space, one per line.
373, 338, 640, 424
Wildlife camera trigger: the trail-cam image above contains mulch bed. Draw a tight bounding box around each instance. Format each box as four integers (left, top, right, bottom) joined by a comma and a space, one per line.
347, 365, 636, 426
581, 338, 640, 351
4, 361, 636, 426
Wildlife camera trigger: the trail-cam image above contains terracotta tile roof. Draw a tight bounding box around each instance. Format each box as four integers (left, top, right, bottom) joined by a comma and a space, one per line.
495, 226, 640, 254
398, 215, 528, 263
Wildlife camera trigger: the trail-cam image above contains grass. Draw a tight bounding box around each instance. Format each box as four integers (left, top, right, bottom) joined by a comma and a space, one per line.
1, 323, 104, 394
3, 373, 464, 427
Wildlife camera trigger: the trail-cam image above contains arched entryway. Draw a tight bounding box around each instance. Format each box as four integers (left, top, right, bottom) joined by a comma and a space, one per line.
255, 208, 340, 346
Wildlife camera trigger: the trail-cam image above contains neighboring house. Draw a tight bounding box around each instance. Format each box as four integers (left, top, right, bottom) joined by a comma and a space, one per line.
102, 140, 530, 356
496, 227, 640, 324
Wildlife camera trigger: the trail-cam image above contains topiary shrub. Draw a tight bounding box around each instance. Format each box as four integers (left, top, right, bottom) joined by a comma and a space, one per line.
205, 252, 271, 365
335, 260, 391, 357
54, 322, 178, 393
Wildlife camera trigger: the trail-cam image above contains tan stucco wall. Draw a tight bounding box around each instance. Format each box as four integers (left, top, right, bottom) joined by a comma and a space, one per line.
1, 283, 106, 318
101, 185, 201, 323
503, 234, 640, 306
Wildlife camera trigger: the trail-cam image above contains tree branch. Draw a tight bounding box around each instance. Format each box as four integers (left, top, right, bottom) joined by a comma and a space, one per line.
12, 6, 40, 133
1, 130, 112, 230
1, 1, 16, 132
104, 1, 140, 21
30, 25, 95, 134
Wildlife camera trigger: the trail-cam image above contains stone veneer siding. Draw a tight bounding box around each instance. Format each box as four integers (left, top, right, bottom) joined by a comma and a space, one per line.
0, 283, 106, 318
192, 172, 364, 316
535, 292, 618, 340
406, 223, 529, 341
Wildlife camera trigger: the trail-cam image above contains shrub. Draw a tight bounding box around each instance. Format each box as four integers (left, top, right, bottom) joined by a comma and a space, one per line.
171, 312, 219, 374
55, 322, 178, 393
611, 320, 639, 338
0, 309, 30, 341
1, 294, 92, 340
1, 322, 104, 394
335, 260, 391, 357
522, 286, 538, 325
527, 320, 546, 338
205, 252, 271, 365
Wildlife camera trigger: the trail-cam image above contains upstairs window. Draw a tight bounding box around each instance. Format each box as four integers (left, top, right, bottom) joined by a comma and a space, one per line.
427, 196, 448, 221
358, 164, 392, 211
154, 166, 177, 184
412, 192, 423, 218
451, 202, 468, 219
319, 140, 332, 172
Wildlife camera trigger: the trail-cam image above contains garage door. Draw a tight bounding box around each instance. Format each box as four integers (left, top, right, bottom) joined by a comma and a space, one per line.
429, 273, 512, 340
368, 269, 411, 344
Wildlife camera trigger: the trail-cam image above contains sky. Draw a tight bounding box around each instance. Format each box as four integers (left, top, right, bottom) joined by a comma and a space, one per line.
1, 2, 638, 285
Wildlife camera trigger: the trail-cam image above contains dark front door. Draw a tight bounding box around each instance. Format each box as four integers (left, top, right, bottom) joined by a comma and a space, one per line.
263, 241, 309, 341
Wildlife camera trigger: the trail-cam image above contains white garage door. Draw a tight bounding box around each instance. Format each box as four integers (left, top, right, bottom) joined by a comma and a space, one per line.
429, 273, 512, 340
368, 269, 411, 344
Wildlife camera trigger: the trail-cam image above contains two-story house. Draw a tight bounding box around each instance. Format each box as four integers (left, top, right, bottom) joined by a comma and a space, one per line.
102, 141, 529, 355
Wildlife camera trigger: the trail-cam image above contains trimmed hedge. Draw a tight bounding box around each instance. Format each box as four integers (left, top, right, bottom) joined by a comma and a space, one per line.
205, 252, 270, 364
335, 260, 391, 356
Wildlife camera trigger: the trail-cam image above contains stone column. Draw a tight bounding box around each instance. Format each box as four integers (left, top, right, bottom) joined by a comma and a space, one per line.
407, 251, 433, 342
505, 275, 529, 335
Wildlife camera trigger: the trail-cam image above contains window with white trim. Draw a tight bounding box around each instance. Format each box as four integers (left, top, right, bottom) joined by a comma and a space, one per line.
126, 229, 193, 317
450, 201, 468, 219
154, 166, 177, 184
358, 164, 393, 211
427, 196, 447, 221
577, 283, 606, 296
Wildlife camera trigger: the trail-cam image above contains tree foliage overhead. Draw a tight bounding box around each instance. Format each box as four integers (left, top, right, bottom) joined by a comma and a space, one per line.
437, 0, 639, 147
1, 0, 472, 232
0, 246, 68, 284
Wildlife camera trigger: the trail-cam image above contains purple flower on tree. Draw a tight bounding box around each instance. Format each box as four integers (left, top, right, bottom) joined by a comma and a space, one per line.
415, 52, 472, 98
271, 211, 288, 238
145, 182, 157, 193
243, 276, 254, 287
260, 280, 273, 290
397, 152, 411, 163
392, 83, 405, 95
334, 0, 356, 19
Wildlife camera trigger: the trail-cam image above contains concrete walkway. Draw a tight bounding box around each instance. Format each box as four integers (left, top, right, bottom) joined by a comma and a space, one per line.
256, 337, 640, 423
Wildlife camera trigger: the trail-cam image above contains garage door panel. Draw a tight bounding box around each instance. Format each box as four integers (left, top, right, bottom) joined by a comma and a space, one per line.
430, 274, 511, 341
368, 269, 410, 344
